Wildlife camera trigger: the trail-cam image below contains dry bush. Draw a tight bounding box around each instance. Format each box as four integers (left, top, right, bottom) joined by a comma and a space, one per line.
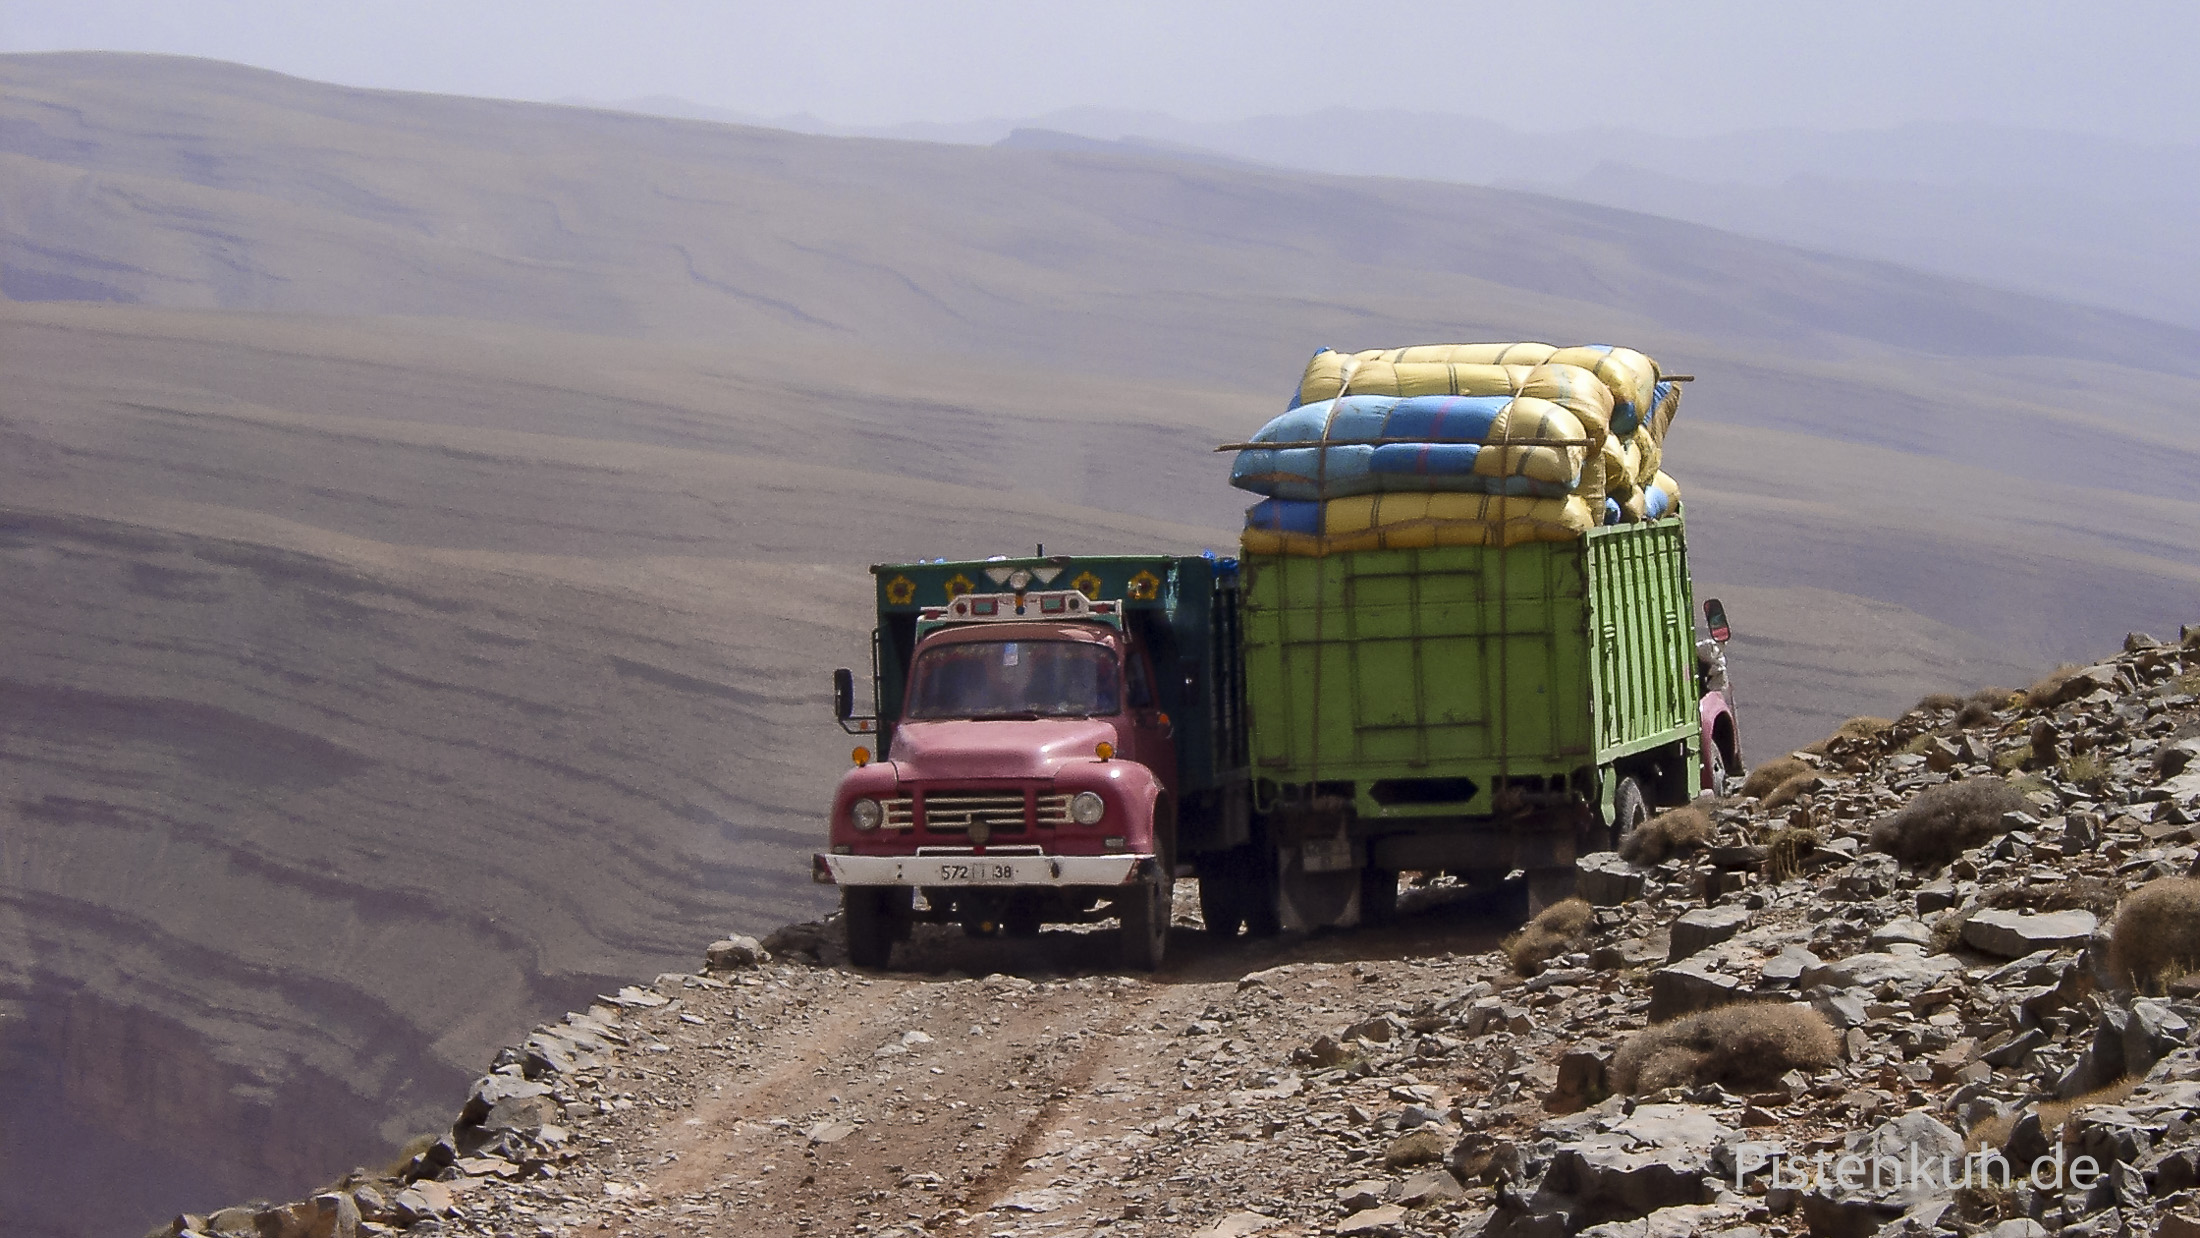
383, 1131, 441, 1178
1740, 755, 1811, 800
1502, 898, 1593, 975
2060, 751, 2108, 788
1968, 686, 2015, 707
1915, 692, 1963, 713
1620, 805, 1713, 864
2038, 1077, 2139, 1133
2180, 669, 2200, 694
1955, 698, 1997, 729
1807, 716, 1891, 754
1868, 778, 2028, 868
1760, 772, 1818, 811
1609, 1003, 1838, 1094
2108, 877, 2200, 992
2004, 771, 2053, 802
2023, 664, 2085, 710
1898, 733, 1938, 757
1965, 1112, 2014, 1153
1763, 826, 1819, 882
1991, 747, 2029, 774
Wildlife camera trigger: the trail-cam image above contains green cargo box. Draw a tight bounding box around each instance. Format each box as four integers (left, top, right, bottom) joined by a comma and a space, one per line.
1239, 519, 1700, 826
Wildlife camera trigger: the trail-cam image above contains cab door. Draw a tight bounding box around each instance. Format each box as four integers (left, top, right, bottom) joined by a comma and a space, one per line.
1120, 635, 1178, 796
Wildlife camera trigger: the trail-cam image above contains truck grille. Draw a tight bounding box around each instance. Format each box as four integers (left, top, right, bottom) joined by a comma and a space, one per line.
919, 792, 1027, 834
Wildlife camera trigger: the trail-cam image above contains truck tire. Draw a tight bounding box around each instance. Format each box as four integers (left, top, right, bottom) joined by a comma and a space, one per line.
843, 887, 904, 969
1198, 855, 1247, 939
1359, 864, 1399, 927
1244, 841, 1284, 938
1611, 775, 1650, 852
1118, 864, 1170, 970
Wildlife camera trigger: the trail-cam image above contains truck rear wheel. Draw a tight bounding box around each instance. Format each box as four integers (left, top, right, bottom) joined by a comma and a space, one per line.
1359, 864, 1400, 927
1243, 841, 1283, 938
1611, 775, 1650, 852
844, 886, 906, 969
1198, 855, 1247, 940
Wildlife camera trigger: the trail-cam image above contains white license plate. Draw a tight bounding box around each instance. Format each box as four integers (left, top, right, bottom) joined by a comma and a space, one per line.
931, 859, 1018, 883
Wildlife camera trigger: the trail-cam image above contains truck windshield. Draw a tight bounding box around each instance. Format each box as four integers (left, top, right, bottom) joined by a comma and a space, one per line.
905, 640, 1121, 720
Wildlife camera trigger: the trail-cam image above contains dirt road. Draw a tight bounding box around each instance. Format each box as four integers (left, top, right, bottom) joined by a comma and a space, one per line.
436, 881, 1529, 1238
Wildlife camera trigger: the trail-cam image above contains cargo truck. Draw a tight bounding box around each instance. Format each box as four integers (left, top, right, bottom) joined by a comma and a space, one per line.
817, 522, 1741, 970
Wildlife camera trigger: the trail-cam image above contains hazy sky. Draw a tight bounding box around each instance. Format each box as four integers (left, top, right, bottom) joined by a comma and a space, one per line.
5, 0, 2197, 137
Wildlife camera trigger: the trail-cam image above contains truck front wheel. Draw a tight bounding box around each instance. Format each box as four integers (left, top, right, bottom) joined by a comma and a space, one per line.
844, 886, 906, 969
1118, 863, 1170, 970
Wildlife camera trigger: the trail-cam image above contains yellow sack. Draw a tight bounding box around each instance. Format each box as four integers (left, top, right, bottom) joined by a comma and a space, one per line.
1381, 343, 1558, 366
1547, 346, 1660, 430
1476, 398, 1589, 486
1634, 426, 1662, 484
1240, 492, 1595, 556
1644, 379, 1682, 442
1298, 361, 1615, 443
1650, 469, 1680, 502
1572, 449, 1607, 505
1602, 433, 1641, 491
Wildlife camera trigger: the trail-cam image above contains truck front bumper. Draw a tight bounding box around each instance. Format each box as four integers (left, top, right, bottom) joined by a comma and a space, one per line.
815, 852, 1150, 887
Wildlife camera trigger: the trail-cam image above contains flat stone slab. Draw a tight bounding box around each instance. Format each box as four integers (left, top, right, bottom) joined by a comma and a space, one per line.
1649, 958, 1748, 1022
1667, 906, 1752, 962
1963, 909, 2097, 959
1800, 945, 1963, 992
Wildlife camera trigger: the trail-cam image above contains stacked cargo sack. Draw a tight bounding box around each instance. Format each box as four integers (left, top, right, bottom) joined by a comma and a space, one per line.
1235, 342, 1684, 556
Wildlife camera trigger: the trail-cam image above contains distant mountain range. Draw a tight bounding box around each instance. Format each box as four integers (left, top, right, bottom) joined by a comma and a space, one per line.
5, 52, 2196, 1237
565, 96, 2200, 330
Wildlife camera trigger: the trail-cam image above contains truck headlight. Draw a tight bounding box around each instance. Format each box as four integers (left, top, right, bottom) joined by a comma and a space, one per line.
850, 798, 884, 831
1069, 791, 1105, 825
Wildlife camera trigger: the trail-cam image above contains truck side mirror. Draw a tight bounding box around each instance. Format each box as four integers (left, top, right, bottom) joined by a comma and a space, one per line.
832, 668, 856, 721
1704, 598, 1731, 644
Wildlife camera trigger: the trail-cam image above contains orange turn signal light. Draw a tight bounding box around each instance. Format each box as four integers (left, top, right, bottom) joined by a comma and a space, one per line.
1095, 741, 1115, 761
852, 746, 871, 767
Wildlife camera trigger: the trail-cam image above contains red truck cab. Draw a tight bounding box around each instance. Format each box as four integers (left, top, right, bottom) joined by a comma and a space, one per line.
818, 587, 1179, 969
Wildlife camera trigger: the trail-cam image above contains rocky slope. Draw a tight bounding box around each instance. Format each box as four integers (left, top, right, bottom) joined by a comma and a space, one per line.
162, 626, 2200, 1238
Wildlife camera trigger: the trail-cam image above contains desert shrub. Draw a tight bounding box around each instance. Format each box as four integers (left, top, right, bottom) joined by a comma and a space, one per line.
1968, 686, 2015, 707
2038, 1077, 2140, 1133
2178, 668, 2200, 694
1620, 805, 1713, 864
1991, 747, 2029, 774
1955, 699, 1996, 729
1898, 733, 1938, 757
1740, 755, 1811, 800
383, 1131, 442, 1178
1965, 1112, 2014, 1154
1609, 1003, 1838, 1094
2060, 751, 2108, 789
1502, 898, 1593, 975
2004, 771, 2053, 802
2108, 878, 2200, 992
1915, 692, 1963, 713
1868, 777, 2027, 868
1760, 772, 1818, 810
2023, 664, 2085, 710
1763, 826, 1819, 882
1807, 716, 1891, 754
